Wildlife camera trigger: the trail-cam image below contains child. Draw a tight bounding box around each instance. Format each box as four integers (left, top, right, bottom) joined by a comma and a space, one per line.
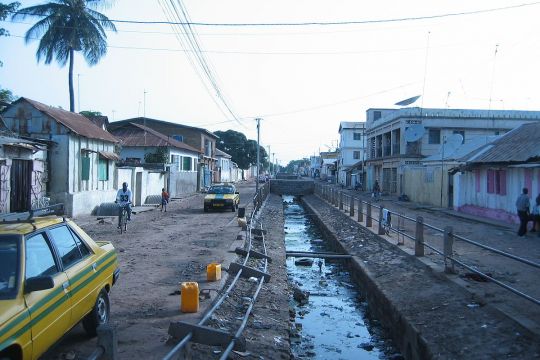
161, 188, 169, 212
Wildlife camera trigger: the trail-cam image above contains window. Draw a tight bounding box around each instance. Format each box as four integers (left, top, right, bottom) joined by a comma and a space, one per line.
25, 233, 58, 279
98, 158, 109, 181
49, 226, 86, 269
353, 133, 362, 140
428, 129, 441, 144
353, 151, 360, 160
373, 111, 382, 121
487, 169, 506, 195
453, 130, 465, 144
204, 139, 212, 157
81, 156, 90, 181
172, 135, 183, 142
171, 155, 180, 170
182, 156, 192, 171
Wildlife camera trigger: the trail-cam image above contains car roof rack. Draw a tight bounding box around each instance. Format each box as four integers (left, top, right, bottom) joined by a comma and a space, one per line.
0, 204, 66, 229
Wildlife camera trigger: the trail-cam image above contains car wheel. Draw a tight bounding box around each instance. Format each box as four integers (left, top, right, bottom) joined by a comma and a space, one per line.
82, 289, 110, 337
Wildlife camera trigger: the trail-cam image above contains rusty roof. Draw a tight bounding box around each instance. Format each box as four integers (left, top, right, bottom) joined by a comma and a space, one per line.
465, 122, 540, 164
18, 98, 118, 143
111, 123, 200, 153
108, 117, 219, 139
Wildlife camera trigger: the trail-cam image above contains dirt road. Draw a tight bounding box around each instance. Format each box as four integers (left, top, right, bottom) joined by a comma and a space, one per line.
43, 182, 256, 360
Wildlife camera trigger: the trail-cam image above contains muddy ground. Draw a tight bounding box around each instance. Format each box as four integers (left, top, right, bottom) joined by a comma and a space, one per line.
43, 182, 262, 360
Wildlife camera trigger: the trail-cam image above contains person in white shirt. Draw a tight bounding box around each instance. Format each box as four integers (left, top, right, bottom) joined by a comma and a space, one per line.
116, 182, 132, 227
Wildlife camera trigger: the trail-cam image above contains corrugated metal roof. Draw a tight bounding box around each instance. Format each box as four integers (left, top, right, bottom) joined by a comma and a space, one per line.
108, 117, 219, 139
111, 123, 200, 153
465, 122, 540, 164
20, 98, 118, 143
215, 148, 231, 158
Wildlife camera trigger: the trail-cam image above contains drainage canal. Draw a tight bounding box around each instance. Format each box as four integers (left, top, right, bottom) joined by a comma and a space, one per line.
284, 196, 401, 359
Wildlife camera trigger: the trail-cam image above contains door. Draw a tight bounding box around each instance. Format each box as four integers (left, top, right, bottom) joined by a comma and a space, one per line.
448, 173, 454, 208
10, 159, 32, 212
24, 232, 71, 359
47, 225, 96, 328
135, 172, 143, 206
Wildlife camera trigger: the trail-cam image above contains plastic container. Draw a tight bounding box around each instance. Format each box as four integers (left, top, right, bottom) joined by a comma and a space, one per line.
207, 263, 222, 282
238, 207, 246, 218
180, 282, 199, 313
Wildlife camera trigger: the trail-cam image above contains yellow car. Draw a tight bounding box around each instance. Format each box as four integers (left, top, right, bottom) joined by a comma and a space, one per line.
0, 212, 119, 360
204, 184, 240, 212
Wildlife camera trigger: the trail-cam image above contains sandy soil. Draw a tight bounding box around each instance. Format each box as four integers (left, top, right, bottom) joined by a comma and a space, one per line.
42, 182, 256, 360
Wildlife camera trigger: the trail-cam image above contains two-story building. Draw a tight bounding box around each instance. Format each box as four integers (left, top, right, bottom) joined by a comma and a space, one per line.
337, 122, 366, 187
108, 117, 219, 190
215, 148, 234, 183
365, 107, 540, 201
2, 97, 120, 216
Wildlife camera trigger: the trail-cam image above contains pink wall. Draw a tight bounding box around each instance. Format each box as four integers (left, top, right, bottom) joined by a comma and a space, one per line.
458, 204, 519, 224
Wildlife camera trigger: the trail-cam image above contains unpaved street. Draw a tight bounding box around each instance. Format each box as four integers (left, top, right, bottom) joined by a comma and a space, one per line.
42, 182, 256, 360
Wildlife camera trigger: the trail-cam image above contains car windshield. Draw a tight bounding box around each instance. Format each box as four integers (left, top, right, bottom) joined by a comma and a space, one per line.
0, 235, 20, 299
208, 186, 235, 194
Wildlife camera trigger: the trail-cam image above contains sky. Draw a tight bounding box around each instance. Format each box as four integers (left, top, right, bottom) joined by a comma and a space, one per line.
2, 0, 540, 165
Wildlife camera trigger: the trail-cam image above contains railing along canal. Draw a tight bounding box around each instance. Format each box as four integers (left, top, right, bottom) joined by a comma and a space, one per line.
314, 183, 540, 306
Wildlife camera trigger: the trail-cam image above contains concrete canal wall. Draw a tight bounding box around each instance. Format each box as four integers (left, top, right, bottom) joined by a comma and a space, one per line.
270, 179, 314, 195
299, 194, 540, 360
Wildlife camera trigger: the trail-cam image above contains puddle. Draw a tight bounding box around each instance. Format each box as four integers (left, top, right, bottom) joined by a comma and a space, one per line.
284, 196, 401, 359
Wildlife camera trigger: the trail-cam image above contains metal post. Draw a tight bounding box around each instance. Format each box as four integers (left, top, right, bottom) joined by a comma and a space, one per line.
366, 202, 372, 227
350, 196, 355, 217
444, 226, 455, 274
378, 207, 385, 235
415, 216, 424, 256
339, 191, 343, 210
255, 118, 261, 193
358, 200, 363, 222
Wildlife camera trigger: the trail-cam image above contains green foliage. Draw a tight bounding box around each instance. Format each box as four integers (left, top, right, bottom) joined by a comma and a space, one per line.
0, 86, 17, 111
12, 0, 117, 111
215, 130, 269, 170
144, 147, 168, 164
285, 159, 309, 174
79, 110, 103, 117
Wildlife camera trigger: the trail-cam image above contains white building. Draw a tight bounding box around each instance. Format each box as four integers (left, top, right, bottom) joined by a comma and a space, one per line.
337, 122, 366, 187
215, 148, 233, 183
309, 155, 321, 178
365, 107, 540, 199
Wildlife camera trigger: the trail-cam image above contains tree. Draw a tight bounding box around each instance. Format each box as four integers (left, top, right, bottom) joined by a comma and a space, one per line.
215, 129, 268, 170
0, 2, 20, 66
79, 110, 102, 117
13, 0, 116, 112
0, 86, 17, 111
285, 159, 309, 174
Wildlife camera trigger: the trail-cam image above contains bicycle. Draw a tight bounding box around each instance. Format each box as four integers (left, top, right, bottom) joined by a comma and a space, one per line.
118, 203, 131, 234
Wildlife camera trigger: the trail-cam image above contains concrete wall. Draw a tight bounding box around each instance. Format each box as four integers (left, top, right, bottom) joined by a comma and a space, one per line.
270, 179, 314, 195
169, 170, 197, 196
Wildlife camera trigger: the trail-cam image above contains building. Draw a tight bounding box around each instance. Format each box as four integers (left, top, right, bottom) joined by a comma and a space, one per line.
320, 151, 339, 182
109, 118, 219, 189
337, 122, 366, 187
309, 155, 321, 178
109, 122, 201, 196
453, 122, 540, 224
0, 135, 48, 213
2, 98, 120, 216
215, 148, 233, 183
365, 107, 540, 198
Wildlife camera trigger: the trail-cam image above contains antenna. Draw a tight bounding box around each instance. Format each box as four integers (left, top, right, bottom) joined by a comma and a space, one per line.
404, 124, 425, 142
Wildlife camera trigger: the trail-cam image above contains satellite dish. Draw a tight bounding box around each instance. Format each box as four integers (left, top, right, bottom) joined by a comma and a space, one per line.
404, 124, 425, 142
440, 133, 463, 157
395, 95, 421, 106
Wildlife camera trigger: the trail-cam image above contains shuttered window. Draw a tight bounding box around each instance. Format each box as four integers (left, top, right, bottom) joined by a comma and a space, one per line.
487, 169, 506, 195
81, 156, 90, 181
182, 156, 192, 171
474, 169, 481, 192
487, 170, 495, 193
98, 158, 109, 181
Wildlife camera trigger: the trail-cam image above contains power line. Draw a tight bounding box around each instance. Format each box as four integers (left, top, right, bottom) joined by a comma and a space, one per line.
7, 1, 539, 27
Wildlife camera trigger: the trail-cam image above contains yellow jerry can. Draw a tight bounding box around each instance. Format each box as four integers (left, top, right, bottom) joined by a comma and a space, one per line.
180, 282, 199, 313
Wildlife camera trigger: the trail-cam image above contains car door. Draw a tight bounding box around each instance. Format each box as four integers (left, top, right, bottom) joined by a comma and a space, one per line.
47, 225, 97, 329
23, 232, 71, 359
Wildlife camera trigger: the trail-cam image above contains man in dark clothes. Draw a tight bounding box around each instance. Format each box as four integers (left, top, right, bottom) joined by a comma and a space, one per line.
515, 188, 530, 236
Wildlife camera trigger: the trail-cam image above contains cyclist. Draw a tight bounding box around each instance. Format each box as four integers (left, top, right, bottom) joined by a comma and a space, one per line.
116, 182, 132, 228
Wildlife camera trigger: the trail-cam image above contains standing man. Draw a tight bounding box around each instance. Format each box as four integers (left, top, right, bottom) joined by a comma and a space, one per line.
516, 187, 530, 236
116, 182, 132, 228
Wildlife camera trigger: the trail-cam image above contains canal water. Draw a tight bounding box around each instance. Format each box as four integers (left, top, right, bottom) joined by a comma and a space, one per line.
284, 196, 401, 360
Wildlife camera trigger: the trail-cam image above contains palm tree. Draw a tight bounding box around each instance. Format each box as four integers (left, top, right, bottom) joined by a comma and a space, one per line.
12, 0, 116, 112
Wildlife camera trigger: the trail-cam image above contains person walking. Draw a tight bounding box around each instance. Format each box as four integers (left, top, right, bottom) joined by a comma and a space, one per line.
373, 180, 381, 201
161, 188, 169, 212
516, 188, 530, 236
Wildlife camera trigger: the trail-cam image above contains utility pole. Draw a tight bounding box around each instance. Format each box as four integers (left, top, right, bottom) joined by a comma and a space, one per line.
267, 145, 271, 174
77, 74, 81, 112
272, 152, 275, 176
256, 118, 261, 192
143, 90, 148, 145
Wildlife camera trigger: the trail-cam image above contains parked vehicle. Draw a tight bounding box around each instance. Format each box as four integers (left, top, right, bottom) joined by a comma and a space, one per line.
0, 209, 120, 360
204, 184, 240, 212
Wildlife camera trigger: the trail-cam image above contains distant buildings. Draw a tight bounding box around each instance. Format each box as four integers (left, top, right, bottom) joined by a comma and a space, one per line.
337, 121, 366, 188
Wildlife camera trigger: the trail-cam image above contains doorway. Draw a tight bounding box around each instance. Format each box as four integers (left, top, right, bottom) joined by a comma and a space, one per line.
10, 159, 32, 212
